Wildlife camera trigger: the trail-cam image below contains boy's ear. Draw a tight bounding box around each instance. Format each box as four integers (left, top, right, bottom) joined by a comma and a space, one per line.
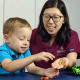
4, 34, 9, 42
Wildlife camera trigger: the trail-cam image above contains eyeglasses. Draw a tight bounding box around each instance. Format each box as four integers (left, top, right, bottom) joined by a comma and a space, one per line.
43, 14, 63, 23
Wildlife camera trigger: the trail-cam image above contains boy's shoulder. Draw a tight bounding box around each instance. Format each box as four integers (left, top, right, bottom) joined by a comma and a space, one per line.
0, 43, 8, 51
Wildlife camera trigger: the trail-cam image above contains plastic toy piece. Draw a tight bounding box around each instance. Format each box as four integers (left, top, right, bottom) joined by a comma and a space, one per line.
58, 59, 63, 65
40, 76, 48, 80
72, 66, 80, 75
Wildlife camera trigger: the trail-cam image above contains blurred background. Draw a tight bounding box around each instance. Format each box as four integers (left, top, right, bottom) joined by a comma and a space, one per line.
0, 0, 80, 45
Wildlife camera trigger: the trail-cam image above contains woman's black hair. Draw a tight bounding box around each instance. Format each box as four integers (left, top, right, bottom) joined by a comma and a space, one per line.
37, 0, 71, 46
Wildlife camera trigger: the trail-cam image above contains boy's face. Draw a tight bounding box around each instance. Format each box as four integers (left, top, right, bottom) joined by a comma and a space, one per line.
4, 27, 32, 54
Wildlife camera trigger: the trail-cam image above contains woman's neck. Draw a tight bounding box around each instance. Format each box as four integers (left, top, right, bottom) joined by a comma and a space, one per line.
49, 36, 56, 46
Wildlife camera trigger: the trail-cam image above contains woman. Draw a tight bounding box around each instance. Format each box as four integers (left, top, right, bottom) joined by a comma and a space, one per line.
30, 0, 80, 69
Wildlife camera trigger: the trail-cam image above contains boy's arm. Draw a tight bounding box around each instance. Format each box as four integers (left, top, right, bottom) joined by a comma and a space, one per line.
1, 52, 54, 72
1, 55, 38, 72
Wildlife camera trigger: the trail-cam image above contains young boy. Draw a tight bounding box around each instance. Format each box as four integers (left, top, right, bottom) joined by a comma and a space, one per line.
0, 17, 59, 78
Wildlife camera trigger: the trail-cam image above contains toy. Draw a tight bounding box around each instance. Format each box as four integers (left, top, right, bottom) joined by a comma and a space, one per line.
58, 59, 63, 65
40, 76, 48, 80
72, 66, 80, 75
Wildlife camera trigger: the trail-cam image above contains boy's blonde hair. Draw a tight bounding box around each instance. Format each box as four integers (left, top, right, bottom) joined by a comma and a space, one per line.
3, 17, 31, 35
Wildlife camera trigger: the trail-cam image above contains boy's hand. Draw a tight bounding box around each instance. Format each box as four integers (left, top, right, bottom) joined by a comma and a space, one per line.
34, 52, 55, 62
52, 57, 69, 69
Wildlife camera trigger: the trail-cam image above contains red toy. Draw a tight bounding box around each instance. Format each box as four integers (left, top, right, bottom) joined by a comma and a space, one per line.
40, 76, 48, 80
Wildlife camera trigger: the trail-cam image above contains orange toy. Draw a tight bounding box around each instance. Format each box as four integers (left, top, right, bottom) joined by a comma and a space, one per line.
40, 76, 48, 80
58, 59, 63, 65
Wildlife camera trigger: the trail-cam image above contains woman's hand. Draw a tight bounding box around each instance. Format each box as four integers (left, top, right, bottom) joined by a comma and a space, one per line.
44, 68, 59, 78
34, 52, 55, 62
52, 57, 69, 69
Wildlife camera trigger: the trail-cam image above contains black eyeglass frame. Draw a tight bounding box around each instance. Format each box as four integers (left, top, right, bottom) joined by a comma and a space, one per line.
43, 14, 64, 23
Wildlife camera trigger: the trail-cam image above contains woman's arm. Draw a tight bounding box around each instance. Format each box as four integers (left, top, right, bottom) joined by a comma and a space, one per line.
52, 52, 77, 69
26, 62, 59, 78
66, 52, 77, 67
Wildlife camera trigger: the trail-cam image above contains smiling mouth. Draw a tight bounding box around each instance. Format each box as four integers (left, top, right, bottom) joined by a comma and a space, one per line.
48, 26, 56, 31
48, 26, 56, 28
21, 47, 27, 50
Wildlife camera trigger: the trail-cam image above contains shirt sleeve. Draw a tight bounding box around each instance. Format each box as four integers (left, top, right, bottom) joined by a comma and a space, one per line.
0, 51, 12, 63
66, 30, 80, 53
24, 48, 31, 57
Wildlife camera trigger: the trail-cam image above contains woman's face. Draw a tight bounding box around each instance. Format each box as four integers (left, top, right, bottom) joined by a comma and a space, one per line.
43, 7, 64, 36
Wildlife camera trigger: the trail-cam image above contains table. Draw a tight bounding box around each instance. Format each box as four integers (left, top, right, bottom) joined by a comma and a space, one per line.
0, 69, 80, 80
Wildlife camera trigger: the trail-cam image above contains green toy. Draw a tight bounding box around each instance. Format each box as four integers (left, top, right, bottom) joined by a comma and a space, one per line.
72, 66, 80, 75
